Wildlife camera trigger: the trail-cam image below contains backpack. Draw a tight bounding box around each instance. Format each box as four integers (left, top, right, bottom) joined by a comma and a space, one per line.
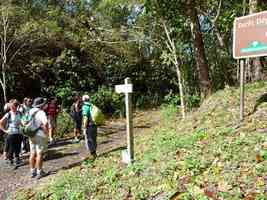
21, 110, 41, 137
90, 104, 104, 125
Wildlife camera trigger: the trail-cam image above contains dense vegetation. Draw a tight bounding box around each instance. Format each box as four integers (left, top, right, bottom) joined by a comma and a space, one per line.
1, 0, 266, 113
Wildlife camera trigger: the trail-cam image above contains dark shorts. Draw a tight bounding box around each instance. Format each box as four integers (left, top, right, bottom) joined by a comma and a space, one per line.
71, 112, 82, 130
74, 119, 82, 130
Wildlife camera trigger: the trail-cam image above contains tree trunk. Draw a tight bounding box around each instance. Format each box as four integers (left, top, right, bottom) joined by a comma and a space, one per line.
1, 8, 8, 103
249, 0, 263, 81
174, 60, 186, 118
188, 5, 211, 97
162, 21, 186, 118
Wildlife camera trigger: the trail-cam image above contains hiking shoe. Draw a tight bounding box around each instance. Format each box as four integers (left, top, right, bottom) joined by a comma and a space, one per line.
48, 139, 56, 147
15, 158, 22, 165
21, 149, 29, 155
72, 138, 80, 143
7, 159, 14, 166
36, 170, 47, 179
31, 171, 37, 178
90, 152, 97, 160
14, 158, 22, 169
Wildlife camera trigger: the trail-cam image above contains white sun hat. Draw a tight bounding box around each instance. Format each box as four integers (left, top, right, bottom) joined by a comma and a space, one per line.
82, 95, 90, 101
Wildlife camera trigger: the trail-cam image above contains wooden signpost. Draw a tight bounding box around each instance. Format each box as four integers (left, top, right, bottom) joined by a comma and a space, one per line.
233, 11, 267, 121
115, 78, 134, 164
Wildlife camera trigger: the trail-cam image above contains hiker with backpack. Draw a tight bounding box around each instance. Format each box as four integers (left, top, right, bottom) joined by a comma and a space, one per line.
70, 95, 82, 143
18, 97, 32, 154
27, 97, 49, 179
0, 99, 23, 166
82, 95, 97, 159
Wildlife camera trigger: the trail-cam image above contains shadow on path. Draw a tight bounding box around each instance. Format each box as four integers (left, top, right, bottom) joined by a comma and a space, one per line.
49, 146, 126, 174
45, 150, 79, 161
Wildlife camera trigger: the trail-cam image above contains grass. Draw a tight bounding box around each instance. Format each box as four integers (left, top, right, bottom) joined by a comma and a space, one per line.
14, 81, 267, 199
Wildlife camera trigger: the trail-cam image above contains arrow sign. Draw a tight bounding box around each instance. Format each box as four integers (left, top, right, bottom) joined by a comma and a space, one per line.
115, 84, 133, 93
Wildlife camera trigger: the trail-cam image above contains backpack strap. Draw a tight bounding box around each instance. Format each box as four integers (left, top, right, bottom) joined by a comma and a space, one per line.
31, 109, 40, 117
31, 109, 42, 131
6, 111, 11, 121
4, 111, 11, 129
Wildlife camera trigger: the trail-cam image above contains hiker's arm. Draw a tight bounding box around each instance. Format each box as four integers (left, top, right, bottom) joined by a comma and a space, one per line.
0, 114, 8, 132
40, 112, 49, 136
41, 122, 49, 136
82, 116, 88, 128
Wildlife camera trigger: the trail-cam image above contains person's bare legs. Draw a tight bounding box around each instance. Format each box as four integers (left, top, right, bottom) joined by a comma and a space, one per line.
30, 152, 36, 169
48, 117, 56, 143
36, 152, 43, 170
30, 152, 37, 177
74, 128, 77, 139
73, 128, 81, 143
48, 128, 53, 142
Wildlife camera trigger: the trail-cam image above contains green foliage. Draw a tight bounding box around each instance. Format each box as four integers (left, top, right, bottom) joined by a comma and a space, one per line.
56, 110, 74, 138
164, 92, 180, 106
89, 86, 124, 115
162, 92, 201, 111
135, 93, 162, 108
160, 103, 178, 124
55, 82, 74, 108
43, 170, 87, 200
186, 95, 201, 109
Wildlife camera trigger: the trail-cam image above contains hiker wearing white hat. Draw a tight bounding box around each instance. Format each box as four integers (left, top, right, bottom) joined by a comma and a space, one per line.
82, 94, 97, 159
82, 95, 90, 101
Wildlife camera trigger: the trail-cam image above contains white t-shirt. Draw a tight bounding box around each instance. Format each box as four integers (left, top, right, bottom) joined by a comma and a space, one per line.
3, 111, 21, 134
29, 107, 48, 138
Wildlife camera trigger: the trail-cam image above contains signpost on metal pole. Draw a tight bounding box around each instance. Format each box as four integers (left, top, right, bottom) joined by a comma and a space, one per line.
240, 60, 245, 121
233, 11, 267, 121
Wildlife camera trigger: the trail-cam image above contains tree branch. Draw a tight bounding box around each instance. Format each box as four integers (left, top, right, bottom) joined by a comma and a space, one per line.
213, 0, 222, 24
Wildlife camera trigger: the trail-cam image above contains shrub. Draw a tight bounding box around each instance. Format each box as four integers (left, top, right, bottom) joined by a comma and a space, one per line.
89, 86, 124, 116
160, 103, 178, 125
164, 92, 181, 106
185, 95, 200, 109
56, 110, 74, 138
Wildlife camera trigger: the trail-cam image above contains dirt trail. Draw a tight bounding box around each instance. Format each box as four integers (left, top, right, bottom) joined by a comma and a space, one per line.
0, 110, 160, 200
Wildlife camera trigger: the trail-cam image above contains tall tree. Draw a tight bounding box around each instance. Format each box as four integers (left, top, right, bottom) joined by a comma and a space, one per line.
186, 0, 212, 97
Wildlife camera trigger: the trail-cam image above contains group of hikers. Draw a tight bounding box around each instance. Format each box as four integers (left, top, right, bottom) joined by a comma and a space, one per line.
0, 94, 98, 179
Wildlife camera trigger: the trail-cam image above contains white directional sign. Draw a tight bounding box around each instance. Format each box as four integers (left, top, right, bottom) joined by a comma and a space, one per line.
115, 84, 133, 93
115, 78, 134, 164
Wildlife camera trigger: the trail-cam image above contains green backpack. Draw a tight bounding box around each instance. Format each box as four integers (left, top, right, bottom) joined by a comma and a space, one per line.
90, 104, 105, 125
21, 110, 41, 137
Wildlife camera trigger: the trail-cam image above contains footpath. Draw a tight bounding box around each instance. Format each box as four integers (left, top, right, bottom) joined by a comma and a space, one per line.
0, 110, 159, 200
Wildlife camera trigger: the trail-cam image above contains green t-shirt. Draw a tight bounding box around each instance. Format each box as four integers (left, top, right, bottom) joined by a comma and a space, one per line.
82, 102, 92, 118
